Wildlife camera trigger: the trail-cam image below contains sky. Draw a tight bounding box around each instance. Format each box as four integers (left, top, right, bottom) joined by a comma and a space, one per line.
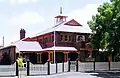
0, 0, 110, 46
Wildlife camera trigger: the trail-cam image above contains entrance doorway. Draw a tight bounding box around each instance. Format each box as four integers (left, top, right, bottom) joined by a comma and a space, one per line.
41, 52, 48, 64
68, 52, 78, 61
29, 53, 37, 64
55, 52, 64, 63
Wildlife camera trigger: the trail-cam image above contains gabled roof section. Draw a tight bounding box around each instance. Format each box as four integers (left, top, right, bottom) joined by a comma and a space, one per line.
13, 41, 42, 52
64, 19, 82, 26
23, 17, 91, 39
0, 40, 42, 53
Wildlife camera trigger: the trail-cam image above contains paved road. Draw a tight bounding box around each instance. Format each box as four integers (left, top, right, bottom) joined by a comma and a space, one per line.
1, 71, 120, 78
0, 72, 100, 78
86, 71, 120, 78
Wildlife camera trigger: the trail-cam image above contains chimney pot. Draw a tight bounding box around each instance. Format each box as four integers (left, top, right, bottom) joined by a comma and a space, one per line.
20, 28, 26, 40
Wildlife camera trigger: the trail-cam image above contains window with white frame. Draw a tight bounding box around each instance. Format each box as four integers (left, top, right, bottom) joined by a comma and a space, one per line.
76, 35, 85, 42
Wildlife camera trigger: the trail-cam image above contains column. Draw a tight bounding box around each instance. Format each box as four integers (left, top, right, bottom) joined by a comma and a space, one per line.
37, 53, 40, 63
64, 52, 68, 62
66, 52, 68, 61
51, 52, 53, 63
48, 52, 50, 61
48, 52, 53, 63
37, 53, 42, 63
64, 52, 66, 62
40, 53, 42, 63
78, 51, 80, 60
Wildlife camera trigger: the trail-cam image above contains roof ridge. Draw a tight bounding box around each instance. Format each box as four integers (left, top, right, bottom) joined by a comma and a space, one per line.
35, 21, 64, 36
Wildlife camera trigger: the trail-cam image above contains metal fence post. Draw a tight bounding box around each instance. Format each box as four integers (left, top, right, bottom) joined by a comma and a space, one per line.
76, 59, 78, 72
47, 60, 50, 75
108, 61, 110, 71
16, 61, 19, 76
27, 60, 30, 76
56, 62, 58, 73
68, 59, 70, 72
62, 61, 64, 72
93, 61, 95, 72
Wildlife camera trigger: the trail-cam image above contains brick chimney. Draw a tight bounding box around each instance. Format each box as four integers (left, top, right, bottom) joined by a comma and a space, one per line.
20, 28, 26, 40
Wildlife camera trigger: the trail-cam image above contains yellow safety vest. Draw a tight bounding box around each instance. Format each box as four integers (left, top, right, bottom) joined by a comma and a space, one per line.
17, 57, 23, 67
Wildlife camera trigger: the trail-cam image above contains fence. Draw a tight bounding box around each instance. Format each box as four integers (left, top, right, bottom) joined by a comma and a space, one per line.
1, 60, 120, 77
0, 63, 16, 77
29, 62, 48, 75
74, 60, 120, 72
27, 61, 69, 76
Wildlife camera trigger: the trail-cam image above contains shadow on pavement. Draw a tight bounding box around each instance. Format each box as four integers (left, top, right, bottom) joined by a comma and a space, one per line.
85, 71, 120, 78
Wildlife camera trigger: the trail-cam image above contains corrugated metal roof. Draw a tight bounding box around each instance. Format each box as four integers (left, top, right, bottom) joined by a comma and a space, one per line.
35, 20, 91, 37
12, 40, 42, 52
1, 39, 78, 52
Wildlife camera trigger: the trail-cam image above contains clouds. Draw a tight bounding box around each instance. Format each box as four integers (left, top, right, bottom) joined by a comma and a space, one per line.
68, 0, 110, 26
0, 0, 109, 46
18, 0, 38, 4
68, 4, 99, 26
9, 0, 39, 5
9, 11, 45, 27
0, 0, 4, 2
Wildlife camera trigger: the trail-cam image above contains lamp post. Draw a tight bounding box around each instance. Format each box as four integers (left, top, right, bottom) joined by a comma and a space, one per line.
2, 36, 4, 47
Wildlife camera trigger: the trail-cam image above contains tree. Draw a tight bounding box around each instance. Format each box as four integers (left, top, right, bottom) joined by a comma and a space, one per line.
88, 0, 120, 61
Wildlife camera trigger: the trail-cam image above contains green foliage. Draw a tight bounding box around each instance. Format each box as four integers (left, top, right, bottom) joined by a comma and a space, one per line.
88, 0, 120, 61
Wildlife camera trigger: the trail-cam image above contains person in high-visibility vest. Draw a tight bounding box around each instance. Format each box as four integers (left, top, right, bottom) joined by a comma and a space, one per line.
17, 55, 23, 67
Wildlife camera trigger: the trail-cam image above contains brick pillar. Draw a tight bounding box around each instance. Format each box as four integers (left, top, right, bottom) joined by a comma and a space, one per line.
66, 52, 69, 61
78, 51, 80, 61
48, 52, 53, 63
51, 52, 53, 63
64, 53, 66, 62
64, 52, 68, 62
48, 52, 50, 61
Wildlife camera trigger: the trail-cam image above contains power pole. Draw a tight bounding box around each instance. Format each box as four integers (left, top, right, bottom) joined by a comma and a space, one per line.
3, 36, 4, 47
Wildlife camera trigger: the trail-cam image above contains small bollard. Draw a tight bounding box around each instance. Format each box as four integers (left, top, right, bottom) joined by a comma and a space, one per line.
108, 61, 110, 71
16, 61, 19, 76
56, 61, 58, 73
68, 59, 70, 72
62, 61, 64, 72
47, 60, 50, 75
27, 60, 30, 76
93, 61, 95, 72
76, 59, 78, 72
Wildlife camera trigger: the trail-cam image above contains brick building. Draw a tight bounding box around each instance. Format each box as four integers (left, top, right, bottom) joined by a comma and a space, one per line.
0, 10, 93, 64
